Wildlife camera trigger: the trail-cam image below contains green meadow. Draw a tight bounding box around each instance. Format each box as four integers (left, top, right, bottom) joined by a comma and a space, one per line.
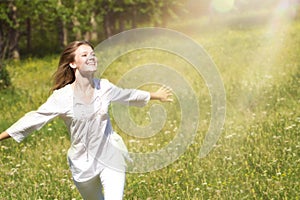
1, 16, 299, 199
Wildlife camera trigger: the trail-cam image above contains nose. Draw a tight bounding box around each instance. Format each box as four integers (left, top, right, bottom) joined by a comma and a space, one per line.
88, 53, 96, 61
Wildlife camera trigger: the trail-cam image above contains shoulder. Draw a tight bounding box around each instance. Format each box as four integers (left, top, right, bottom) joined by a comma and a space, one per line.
99, 78, 112, 85
94, 78, 118, 98
51, 84, 72, 100
96, 78, 116, 90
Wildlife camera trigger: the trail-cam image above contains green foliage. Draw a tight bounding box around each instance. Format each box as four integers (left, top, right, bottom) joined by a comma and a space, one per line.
0, 63, 11, 90
0, 0, 185, 59
0, 17, 300, 199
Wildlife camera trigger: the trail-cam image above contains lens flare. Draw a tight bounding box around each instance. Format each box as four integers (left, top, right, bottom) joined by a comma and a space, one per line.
211, 0, 235, 13
225, 0, 297, 116
251, 0, 295, 85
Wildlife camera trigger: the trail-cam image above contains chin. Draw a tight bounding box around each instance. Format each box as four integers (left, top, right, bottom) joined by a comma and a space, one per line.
88, 66, 97, 71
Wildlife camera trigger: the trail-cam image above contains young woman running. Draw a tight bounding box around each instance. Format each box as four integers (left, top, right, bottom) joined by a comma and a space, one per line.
0, 40, 172, 200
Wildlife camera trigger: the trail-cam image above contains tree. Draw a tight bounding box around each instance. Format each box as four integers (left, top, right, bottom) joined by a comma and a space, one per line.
0, 1, 21, 60
0, 0, 187, 60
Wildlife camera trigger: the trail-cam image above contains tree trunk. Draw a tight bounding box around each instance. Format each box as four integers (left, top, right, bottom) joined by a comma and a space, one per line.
72, 17, 82, 40
132, 6, 137, 29
103, 12, 113, 38
119, 13, 125, 33
72, 1, 82, 41
26, 17, 31, 52
57, 19, 68, 49
63, 25, 68, 47
8, 2, 20, 60
57, 0, 67, 49
0, 22, 7, 60
84, 12, 98, 41
90, 12, 98, 41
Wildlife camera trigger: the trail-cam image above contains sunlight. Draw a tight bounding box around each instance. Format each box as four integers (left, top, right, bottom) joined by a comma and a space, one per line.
267, 0, 297, 35
211, 0, 235, 13
235, 0, 297, 113
252, 0, 296, 82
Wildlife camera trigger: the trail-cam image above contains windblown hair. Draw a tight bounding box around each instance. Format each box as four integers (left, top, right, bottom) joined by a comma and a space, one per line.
51, 40, 94, 91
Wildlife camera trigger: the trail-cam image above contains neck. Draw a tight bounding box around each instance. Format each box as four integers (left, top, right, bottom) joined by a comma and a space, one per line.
73, 70, 95, 90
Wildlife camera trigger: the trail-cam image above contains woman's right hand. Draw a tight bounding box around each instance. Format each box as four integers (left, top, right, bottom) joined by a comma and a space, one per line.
0, 131, 11, 141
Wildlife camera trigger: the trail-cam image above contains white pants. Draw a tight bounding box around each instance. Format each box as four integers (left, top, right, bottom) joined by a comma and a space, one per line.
74, 168, 125, 200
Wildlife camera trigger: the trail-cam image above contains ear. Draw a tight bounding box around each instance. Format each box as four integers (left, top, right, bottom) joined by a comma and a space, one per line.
69, 63, 76, 69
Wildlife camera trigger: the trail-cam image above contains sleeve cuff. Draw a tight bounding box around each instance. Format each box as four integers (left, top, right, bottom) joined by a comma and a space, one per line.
6, 129, 23, 143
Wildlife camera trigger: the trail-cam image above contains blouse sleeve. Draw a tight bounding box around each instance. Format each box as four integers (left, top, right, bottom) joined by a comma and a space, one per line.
104, 79, 150, 107
6, 91, 65, 143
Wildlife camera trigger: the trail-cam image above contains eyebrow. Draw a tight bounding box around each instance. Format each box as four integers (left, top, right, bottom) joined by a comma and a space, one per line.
80, 51, 94, 54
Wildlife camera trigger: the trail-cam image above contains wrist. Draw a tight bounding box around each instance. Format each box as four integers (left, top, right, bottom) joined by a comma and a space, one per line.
150, 92, 161, 101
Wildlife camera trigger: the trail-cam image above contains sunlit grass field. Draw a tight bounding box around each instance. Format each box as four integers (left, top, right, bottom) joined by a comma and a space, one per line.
1, 17, 299, 199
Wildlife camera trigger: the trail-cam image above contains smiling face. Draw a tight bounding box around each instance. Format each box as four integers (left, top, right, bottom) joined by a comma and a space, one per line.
70, 44, 98, 74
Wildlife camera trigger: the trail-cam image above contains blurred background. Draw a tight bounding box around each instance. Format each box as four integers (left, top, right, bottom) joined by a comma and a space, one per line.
1, 0, 299, 59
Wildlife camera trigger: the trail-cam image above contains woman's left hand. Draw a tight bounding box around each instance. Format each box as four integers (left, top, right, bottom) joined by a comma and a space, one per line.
150, 86, 173, 102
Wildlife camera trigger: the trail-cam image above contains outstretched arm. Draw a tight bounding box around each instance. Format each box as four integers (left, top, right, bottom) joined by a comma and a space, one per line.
106, 79, 173, 106
1, 89, 66, 143
0, 131, 11, 141
150, 86, 173, 102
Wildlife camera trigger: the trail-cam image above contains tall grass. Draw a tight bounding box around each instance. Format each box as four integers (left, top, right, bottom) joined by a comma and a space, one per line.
1, 19, 299, 199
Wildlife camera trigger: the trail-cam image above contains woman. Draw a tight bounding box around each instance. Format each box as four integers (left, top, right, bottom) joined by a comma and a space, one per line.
0, 40, 172, 200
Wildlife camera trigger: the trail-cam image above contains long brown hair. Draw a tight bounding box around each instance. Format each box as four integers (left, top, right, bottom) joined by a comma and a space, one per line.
51, 40, 94, 91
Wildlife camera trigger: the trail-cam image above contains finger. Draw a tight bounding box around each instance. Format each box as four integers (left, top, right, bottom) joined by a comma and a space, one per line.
162, 85, 171, 89
162, 86, 172, 92
165, 98, 173, 102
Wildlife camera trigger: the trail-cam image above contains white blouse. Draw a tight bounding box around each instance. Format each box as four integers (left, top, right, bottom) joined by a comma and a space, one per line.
6, 78, 150, 182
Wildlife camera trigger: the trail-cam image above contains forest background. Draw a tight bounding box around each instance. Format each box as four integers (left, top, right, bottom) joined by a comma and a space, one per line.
2, 0, 299, 60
